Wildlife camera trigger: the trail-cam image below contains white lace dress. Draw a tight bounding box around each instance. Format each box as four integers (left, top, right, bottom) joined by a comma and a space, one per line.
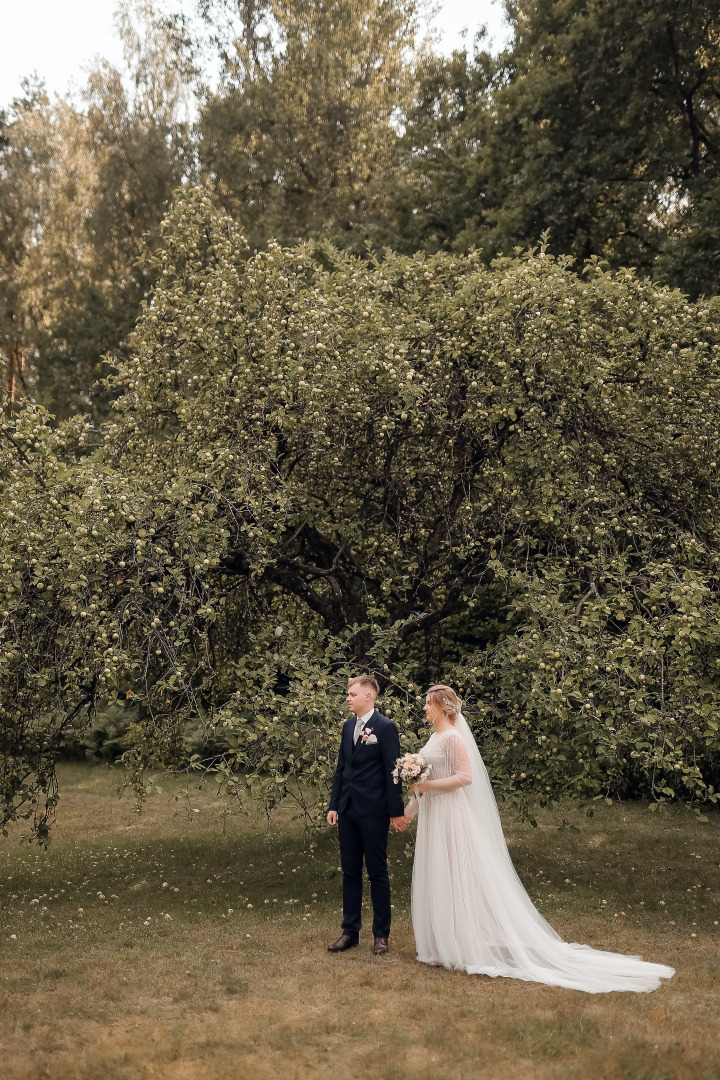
406, 725, 675, 993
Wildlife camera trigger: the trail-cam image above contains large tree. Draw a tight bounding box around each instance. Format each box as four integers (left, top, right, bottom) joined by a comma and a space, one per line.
198, 0, 421, 252
396, 0, 720, 295
2, 188, 719, 840
0, 81, 49, 411
0, 2, 195, 419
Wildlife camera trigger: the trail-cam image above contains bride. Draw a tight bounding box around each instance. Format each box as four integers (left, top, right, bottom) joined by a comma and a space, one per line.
399, 684, 675, 993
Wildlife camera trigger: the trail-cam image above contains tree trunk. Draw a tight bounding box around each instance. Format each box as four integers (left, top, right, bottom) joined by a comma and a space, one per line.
4, 343, 24, 417
425, 623, 442, 685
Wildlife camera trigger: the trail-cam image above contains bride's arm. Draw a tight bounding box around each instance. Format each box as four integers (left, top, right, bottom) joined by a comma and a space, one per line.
417, 734, 472, 794
404, 795, 420, 820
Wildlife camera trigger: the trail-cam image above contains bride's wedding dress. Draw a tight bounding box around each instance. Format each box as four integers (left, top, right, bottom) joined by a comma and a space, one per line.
405, 717, 675, 993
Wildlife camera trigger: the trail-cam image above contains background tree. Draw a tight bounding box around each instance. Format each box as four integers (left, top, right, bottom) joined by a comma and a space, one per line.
388, 45, 496, 255
0, 80, 49, 412
0, 2, 195, 419
198, 0, 422, 252
396, 0, 720, 295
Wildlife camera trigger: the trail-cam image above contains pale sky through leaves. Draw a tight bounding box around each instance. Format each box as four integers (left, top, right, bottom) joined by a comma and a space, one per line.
1, 0, 510, 107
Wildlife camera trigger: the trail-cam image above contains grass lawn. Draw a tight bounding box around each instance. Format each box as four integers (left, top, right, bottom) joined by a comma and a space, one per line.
1, 763, 718, 1080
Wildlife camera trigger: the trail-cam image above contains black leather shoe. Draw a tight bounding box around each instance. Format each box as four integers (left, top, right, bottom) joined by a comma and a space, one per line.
328, 932, 359, 952
372, 937, 389, 955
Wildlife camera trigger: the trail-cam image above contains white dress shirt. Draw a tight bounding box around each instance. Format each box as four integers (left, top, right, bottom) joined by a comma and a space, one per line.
353, 708, 375, 744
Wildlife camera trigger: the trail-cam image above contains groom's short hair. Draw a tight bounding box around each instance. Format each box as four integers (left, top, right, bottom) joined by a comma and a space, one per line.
348, 675, 379, 697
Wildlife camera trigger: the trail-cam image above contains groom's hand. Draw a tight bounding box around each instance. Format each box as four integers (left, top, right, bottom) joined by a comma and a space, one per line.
327, 811, 338, 826
390, 816, 407, 833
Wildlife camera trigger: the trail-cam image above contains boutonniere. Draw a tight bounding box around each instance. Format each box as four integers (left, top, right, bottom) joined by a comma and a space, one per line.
361, 727, 377, 744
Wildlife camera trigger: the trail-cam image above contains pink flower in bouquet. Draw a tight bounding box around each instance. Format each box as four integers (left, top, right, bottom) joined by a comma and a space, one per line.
392, 753, 431, 788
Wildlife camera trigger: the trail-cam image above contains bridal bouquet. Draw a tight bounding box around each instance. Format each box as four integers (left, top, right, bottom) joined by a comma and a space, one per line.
392, 753, 431, 793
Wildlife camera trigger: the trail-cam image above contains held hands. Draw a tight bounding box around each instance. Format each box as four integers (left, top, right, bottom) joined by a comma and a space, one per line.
328, 811, 409, 830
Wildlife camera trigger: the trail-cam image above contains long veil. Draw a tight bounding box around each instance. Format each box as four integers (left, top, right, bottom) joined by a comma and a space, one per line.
448, 713, 675, 992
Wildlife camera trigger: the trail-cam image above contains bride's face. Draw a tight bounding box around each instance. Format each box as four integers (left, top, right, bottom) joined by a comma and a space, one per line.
423, 697, 440, 725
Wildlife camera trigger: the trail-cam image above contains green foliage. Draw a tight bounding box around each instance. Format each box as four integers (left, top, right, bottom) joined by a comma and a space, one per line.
0, 5, 194, 418
197, 0, 420, 253
397, 0, 720, 296
4, 0, 720, 432
5, 0, 720, 425
389, 46, 496, 256
1, 187, 719, 840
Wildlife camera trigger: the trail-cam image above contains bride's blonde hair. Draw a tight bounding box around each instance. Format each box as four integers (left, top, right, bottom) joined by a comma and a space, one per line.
426, 684, 462, 723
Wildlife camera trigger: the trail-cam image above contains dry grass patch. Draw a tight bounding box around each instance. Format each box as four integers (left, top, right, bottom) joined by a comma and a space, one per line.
1, 764, 718, 1080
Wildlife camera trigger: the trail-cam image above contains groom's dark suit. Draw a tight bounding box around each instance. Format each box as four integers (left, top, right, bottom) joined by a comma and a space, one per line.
329, 709, 405, 938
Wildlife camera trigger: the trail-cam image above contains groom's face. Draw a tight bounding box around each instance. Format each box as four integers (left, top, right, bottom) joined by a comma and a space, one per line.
346, 683, 374, 716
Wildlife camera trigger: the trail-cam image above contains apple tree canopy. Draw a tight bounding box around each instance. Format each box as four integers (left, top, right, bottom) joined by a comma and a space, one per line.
1, 187, 719, 839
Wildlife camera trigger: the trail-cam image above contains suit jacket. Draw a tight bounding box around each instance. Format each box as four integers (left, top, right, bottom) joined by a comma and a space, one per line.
328, 710, 405, 818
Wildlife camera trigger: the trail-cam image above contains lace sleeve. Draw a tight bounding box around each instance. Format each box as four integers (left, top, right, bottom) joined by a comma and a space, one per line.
424, 732, 472, 792
404, 795, 420, 820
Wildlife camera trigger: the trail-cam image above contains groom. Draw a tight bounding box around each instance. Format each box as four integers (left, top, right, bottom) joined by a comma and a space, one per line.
326, 675, 406, 955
